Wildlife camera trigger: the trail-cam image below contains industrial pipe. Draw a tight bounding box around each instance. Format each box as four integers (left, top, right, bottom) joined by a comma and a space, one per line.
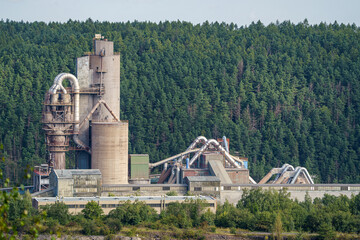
274, 164, 294, 182
249, 176, 257, 184
177, 136, 208, 162
189, 139, 241, 168
149, 148, 200, 168
49, 73, 90, 153
222, 136, 229, 153
290, 167, 314, 184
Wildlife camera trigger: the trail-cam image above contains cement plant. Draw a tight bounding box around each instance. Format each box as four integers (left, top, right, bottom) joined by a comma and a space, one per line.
30, 35, 360, 214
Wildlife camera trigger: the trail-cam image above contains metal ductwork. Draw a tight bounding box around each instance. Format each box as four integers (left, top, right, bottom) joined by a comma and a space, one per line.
48, 73, 89, 152
189, 139, 241, 168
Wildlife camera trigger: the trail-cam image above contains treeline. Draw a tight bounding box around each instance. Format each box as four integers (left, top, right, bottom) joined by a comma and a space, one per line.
0, 19, 360, 183
5, 189, 360, 239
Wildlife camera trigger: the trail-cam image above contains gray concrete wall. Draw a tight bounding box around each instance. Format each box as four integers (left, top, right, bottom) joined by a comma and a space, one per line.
101, 185, 188, 197
57, 178, 74, 197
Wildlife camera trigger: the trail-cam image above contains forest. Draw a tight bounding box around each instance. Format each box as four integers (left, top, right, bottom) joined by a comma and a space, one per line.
0, 19, 359, 184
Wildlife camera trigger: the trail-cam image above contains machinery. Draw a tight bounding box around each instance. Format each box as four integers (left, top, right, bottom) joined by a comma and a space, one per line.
150, 136, 314, 185
258, 164, 314, 184
35, 35, 313, 195
150, 136, 256, 184
40, 34, 128, 185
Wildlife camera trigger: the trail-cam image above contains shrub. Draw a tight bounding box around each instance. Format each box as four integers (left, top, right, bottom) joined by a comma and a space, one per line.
82, 200, 104, 220
41, 202, 70, 225
108, 200, 157, 226
105, 218, 122, 233
166, 191, 178, 196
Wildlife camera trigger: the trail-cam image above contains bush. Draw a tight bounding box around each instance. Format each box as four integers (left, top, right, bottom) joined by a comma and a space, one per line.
126, 227, 137, 237
82, 200, 104, 220
200, 209, 215, 226
317, 222, 336, 240
81, 219, 108, 235
105, 218, 122, 233
166, 191, 178, 196
44, 218, 61, 234
108, 200, 157, 226
41, 202, 70, 225
230, 227, 237, 234
179, 229, 204, 239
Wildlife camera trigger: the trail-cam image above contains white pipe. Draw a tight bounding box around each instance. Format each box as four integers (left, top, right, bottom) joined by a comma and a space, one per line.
149, 148, 199, 168
249, 176, 257, 184
290, 167, 314, 184
274, 164, 294, 181
49, 73, 90, 153
49, 73, 67, 94
176, 166, 180, 184
222, 136, 229, 153
178, 136, 208, 162
189, 139, 241, 168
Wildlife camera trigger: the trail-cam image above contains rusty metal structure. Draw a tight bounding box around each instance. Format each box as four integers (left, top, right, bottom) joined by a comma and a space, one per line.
41, 35, 129, 184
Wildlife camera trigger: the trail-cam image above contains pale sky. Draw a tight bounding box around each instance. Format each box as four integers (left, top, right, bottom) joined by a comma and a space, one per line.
0, 0, 359, 26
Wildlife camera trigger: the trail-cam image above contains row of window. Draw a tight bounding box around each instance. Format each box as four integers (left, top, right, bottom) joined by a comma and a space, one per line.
64, 202, 214, 209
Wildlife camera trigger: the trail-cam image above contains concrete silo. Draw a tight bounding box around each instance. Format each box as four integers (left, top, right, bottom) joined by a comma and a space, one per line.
42, 35, 129, 185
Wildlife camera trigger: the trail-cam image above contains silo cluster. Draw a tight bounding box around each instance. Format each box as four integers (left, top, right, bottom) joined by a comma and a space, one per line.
42, 35, 129, 185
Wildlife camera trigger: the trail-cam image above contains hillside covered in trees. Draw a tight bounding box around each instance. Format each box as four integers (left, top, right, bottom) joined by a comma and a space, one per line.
0, 19, 359, 184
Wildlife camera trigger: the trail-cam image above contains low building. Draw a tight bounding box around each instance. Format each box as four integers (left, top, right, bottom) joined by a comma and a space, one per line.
33, 195, 217, 214
185, 176, 221, 198
49, 169, 102, 197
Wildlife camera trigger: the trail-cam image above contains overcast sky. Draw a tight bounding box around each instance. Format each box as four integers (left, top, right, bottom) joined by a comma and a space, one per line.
1, 0, 359, 26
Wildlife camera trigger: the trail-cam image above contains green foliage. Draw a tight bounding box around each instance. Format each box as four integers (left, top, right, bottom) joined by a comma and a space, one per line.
166, 191, 178, 196
41, 202, 71, 225
108, 200, 157, 226
273, 214, 283, 240
317, 222, 336, 240
200, 209, 216, 226
82, 200, 104, 220
0, 144, 41, 239
160, 198, 208, 228
82, 219, 110, 236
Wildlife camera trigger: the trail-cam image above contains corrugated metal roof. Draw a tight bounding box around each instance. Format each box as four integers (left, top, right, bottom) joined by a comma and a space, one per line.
53, 169, 101, 179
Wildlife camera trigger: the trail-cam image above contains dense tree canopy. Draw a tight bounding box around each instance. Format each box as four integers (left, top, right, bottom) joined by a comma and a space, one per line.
0, 19, 359, 184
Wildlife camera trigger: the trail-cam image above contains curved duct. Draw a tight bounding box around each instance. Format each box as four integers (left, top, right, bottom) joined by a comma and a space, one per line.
189, 139, 241, 168
49, 73, 67, 94
274, 164, 295, 182
49, 73, 90, 153
177, 136, 208, 162
290, 167, 314, 184
149, 148, 199, 168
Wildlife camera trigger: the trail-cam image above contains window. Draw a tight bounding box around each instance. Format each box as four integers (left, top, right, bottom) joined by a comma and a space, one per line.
162, 186, 170, 191
133, 187, 140, 191
148, 204, 161, 207
194, 187, 202, 191
67, 205, 76, 208
224, 186, 231, 190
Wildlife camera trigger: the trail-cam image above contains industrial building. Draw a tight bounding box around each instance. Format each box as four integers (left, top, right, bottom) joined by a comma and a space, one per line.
32, 35, 360, 212
33, 195, 217, 214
